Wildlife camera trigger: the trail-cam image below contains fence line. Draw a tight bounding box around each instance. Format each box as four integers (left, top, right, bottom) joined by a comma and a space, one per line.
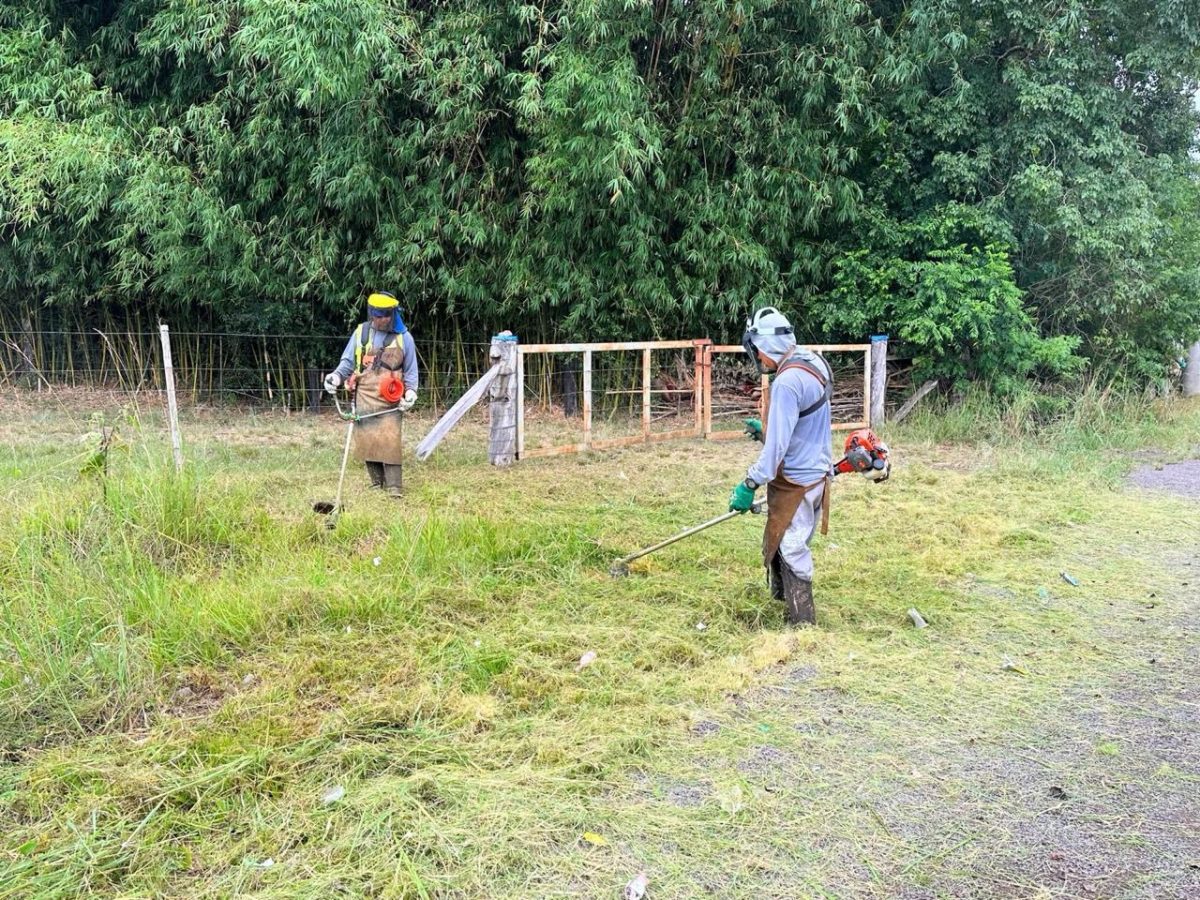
2, 325, 886, 468
0, 327, 505, 413
513, 338, 879, 461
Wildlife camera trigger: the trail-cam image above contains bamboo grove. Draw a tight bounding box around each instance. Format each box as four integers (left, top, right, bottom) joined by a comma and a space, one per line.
2, 1, 1199, 387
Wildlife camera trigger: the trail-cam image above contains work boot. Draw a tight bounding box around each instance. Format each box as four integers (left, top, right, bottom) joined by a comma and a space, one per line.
383, 463, 403, 498
768, 555, 784, 602
365, 461, 385, 489
779, 564, 816, 626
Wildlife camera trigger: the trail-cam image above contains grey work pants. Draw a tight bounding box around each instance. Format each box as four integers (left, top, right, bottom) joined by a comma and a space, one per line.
777, 480, 825, 580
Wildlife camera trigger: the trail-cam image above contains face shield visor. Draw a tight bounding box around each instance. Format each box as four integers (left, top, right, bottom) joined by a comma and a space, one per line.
742, 323, 794, 375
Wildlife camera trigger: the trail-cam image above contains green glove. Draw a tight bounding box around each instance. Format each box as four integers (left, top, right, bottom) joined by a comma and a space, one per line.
729, 480, 756, 513
743, 418, 764, 443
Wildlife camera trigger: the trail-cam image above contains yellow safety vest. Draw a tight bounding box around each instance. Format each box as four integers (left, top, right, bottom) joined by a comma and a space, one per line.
354, 323, 404, 374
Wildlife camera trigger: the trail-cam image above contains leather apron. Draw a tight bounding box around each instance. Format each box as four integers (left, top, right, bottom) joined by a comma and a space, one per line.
352, 344, 405, 465
762, 472, 830, 568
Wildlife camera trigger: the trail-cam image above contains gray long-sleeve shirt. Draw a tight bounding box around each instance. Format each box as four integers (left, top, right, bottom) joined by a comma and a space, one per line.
747, 349, 833, 487
333, 325, 419, 391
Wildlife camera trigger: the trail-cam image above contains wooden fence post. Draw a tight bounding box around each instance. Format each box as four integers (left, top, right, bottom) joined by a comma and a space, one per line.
159, 323, 185, 473
1184, 340, 1200, 398
702, 343, 714, 438
582, 349, 593, 450
693, 340, 709, 437
642, 348, 652, 441
488, 332, 519, 466
515, 344, 525, 459
869, 334, 888, 428
760, 373, 770, 432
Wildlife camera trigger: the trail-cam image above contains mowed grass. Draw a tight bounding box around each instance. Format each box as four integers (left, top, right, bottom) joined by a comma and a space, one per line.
0, 389, 1198, 898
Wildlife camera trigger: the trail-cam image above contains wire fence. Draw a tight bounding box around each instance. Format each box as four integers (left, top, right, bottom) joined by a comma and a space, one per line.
1, 320, 897, 485
0, 325, 499, 414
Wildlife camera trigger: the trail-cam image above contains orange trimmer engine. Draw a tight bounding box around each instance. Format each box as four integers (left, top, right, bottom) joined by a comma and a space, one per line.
379, 373, 404, 403
834, 428, 890, 482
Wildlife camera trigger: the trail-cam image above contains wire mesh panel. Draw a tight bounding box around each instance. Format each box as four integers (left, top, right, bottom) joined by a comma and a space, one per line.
515, 341, 702, 459
705, 347, 766, 439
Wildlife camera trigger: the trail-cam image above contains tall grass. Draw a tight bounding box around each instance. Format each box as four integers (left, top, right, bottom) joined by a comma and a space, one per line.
897, 380, 1200, 458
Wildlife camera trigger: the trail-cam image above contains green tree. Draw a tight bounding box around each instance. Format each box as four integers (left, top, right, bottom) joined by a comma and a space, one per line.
1, 0, 1197, 386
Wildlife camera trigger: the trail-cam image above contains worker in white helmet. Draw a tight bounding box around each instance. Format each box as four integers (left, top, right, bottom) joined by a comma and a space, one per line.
730, 307, 833, 625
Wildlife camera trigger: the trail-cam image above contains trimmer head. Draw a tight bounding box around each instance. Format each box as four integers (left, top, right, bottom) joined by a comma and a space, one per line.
609, 562, 631, 578
313, 500, 340, 529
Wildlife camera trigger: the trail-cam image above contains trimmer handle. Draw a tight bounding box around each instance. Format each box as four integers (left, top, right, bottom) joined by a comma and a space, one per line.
333, 395, 357, 421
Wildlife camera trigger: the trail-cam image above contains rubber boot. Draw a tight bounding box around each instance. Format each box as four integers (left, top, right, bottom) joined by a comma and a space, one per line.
768, 554, 785, 602
365, 461, 385, 488
383, 463, 403, 498
780, 564, 816, 626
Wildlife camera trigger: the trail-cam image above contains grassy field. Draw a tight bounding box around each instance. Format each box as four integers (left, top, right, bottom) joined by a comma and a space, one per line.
1, 388, 1198, 899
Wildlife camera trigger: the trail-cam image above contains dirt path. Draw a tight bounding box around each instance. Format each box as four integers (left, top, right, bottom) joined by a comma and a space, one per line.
1128, 460, 1200, 499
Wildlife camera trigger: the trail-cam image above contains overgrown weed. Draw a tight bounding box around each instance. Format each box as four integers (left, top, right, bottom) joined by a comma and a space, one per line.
901, 381, 1200, 459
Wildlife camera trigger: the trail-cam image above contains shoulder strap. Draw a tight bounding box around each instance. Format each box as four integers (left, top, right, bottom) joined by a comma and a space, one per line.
777, 358, 827, 384
776, 354, 832, 418
354, 323, 371, 371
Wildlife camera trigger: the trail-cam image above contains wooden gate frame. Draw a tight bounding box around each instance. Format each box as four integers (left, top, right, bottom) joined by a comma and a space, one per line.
703, 343, 872, 439
515, 339, 875, 460
516, 340, 703, 459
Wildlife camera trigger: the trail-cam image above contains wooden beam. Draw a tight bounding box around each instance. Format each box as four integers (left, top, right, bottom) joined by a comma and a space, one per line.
1186, 340, 1200, 397
158, 324, 184, 473
703, 344, 713, 438
862, 345, 871, 432
519, 339, 696, 354
710, 343, 872, 354
487, 333, 520, 466
591, 434, 648, 452
892, 379, 939, 424
417, 360, 503, 462
760, 373, 770, 432
693, 339, 708, 437
647, 428, 696, 443
598, 388, 695, 395
515, 346, 525, 459
521, 443, 588, 459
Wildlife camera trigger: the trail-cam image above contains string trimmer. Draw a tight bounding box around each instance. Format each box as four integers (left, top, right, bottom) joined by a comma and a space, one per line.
312, 395, 400, 529
608, 428, 892, 576
610, 501, 767, 577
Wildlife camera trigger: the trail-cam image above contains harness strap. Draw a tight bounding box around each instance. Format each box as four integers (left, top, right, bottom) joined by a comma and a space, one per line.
354, 323, 369, 372
355, 324, 405, 373
776, 356, 833, 418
